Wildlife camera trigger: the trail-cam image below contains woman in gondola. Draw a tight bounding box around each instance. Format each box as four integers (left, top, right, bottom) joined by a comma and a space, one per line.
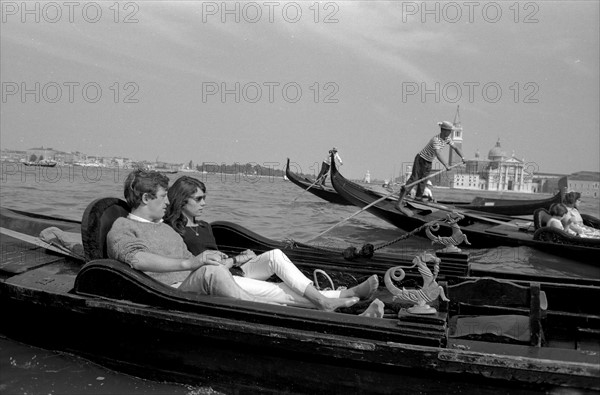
164, 176, 379, 311
562, 191, 600, 238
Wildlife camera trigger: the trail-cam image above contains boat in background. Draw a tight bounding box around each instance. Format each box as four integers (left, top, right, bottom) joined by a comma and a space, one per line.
22, 160, 57, 167
285, 158, 354, 205
1, 203, 599, 393
329, 155, 600, 264
444, 190, 564, 216
286, 158, 563, 216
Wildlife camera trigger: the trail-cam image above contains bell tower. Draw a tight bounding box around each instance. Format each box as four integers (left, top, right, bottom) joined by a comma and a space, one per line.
448, 105, 464, 166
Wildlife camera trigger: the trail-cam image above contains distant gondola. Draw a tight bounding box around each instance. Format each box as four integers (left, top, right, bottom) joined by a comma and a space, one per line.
329, 153, 600, 264
22, 160, 57, 167
285, 158, 354, 205
287, 159, 564, 216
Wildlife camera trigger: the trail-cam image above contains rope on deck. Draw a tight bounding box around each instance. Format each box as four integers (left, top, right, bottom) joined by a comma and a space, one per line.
283, 218, 443, 261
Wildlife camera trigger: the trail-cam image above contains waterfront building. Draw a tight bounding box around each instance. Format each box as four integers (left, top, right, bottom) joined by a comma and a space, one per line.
454, 140, 534, 192
0, 149, 28, 162
561, 171, 600, 198
441, 106, 534, 193
448, 106, 464, 167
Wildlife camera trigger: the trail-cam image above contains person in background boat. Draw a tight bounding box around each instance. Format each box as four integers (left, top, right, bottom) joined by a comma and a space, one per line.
562, 191, 600, 238
547, 203, 577, 236
395, 121, 465, 209
163, 176, 380, 311
423, 180, 435, 202
410, 180, 435, 202
315, 147, 343, 186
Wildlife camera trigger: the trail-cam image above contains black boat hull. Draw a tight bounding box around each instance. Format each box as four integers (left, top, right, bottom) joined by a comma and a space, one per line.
286, 158, 354, 205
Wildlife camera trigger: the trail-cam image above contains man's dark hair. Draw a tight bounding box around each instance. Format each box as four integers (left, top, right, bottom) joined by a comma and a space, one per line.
549, 202, 568, 217
123, 169, 169, 209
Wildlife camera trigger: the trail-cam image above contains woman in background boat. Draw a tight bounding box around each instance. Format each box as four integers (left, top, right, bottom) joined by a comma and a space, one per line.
164, 176, 379, 311
315, 147, 343, 185
563, 191, 600, 238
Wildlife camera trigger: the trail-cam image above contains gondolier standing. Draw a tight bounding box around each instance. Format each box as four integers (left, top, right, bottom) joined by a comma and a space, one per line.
396, 121, 465, 210
316, 147, 343, 185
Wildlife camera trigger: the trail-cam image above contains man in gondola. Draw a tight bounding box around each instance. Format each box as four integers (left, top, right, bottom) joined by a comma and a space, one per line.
395, 121, 465, 210
316, 147, 343, 186
107, 169, 376, 312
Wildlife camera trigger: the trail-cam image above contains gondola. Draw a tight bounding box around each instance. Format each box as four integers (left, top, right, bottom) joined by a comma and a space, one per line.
285, 158, 355, 205
443, 189, 564, 216
371, 187, 565, 217
1, 203, 599, 393
329, 155, 600, 264
287, 158, 564, 216
22, 160, 57, 167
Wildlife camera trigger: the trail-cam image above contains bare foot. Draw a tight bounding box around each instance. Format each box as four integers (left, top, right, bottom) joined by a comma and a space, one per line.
319, 297, 359, 312
343, 274, 379, 300
359, 299, 385, 318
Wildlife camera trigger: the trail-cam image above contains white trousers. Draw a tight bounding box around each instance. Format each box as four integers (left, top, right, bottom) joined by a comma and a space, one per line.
234, 249, 341, 308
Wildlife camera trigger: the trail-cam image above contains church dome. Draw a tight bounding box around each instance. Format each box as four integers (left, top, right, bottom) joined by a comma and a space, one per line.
488, 139, 506, 160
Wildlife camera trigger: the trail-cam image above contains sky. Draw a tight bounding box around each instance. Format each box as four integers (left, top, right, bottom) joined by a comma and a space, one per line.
1, 1, 599, 180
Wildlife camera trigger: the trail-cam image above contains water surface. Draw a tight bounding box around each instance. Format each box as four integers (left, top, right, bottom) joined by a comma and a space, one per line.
1, 164, 599, 393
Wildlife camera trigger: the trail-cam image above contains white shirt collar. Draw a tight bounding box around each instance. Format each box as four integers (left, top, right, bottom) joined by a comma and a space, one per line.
128, 213, 163, 224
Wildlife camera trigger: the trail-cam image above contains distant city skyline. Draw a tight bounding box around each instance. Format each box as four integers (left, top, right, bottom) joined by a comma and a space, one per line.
2, 144, 594, 181
1, 2, 598, 180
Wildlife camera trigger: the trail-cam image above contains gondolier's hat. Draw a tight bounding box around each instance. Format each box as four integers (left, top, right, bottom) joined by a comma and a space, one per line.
332, 147, 338, 152
438, 121, 454, 131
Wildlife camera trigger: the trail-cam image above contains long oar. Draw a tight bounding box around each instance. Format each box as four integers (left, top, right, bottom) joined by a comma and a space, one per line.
313, 163, 463, 239
407, 200, 528, 228
292, 174, 327, 202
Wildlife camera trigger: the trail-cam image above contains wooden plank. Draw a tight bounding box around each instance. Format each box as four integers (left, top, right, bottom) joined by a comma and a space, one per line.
0, 227, 82, 274
0, 244, 63, 274
5, 261, 77, 293
1, 227, 79, 257
446, 339, 600, 366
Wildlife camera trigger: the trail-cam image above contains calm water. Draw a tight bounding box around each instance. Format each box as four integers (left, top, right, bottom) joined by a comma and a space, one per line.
1, 163, 599, 394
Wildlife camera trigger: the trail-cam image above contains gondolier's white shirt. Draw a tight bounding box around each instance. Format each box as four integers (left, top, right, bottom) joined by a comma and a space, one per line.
325, 152, 343, 165
419, 134, 454, 162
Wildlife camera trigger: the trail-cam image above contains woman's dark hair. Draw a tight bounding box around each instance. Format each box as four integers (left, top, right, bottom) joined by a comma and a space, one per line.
164, 176, 206, 235
563, 191, 581, 206
549, 203, 568, 217
123, 169, 169, 209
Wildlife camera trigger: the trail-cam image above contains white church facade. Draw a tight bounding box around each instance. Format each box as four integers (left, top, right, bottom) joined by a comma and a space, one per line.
443, 107, 534, 193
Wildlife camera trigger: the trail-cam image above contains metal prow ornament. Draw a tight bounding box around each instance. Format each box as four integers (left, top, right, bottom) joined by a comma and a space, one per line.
425, 212, 471, 253
384, 252, 449, 315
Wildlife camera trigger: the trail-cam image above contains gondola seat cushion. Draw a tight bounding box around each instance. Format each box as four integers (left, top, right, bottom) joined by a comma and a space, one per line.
81, 197, 130, 262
